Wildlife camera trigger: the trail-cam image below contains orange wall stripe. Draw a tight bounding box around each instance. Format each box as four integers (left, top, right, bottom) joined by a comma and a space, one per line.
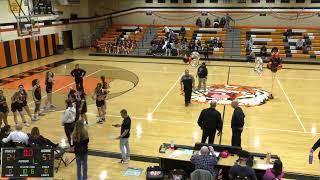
30, 37, 37, 60
0, 42, 7, 68
39, 36, 46, 58
47, 34, 53, 55
9, 41, 18, 65
20, 38, 28, 62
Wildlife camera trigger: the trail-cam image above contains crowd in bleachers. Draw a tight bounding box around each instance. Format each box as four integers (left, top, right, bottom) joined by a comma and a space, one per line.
195, 15, 231, 28
147, 25, 224, 58
103, 37, 137, 54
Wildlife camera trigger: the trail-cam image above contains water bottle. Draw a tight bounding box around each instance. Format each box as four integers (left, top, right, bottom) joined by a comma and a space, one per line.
309, 150, 313, 164
170, 140, 175, 150
266, 152, 271, 164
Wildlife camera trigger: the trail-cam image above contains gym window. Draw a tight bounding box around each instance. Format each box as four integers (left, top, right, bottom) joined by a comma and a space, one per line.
184, 0, 192, 3
252, 0, 260, 2
281, 0, 290, 3
197, 0, 205, 2
311, 0, 320, 2
210, 0, 218, 2
171, 0, 178, 2
146, 0, 153, 3
266, 0, 275, 2
296, 0, 305, 2
158, 0, 165, 3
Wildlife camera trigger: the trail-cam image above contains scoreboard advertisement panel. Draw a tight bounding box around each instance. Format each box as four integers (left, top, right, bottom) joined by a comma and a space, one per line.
1, 148, 54, 178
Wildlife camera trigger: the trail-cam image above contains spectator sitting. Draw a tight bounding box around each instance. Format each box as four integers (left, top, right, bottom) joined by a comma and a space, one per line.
212, 37, 218, 48
296, 38, 303, 50
285, 29, 292, 40
247, 50, 255, 62
191, 146, 218, 178
260, 45, 267, 58
180, 26, 186, 38
217, 38, 223, 48
196, 18, 203, 27
28, 127, 58, 148
214, 18, 219, 28
205, 18, 211, 28
263, 159, 284, 180
196, 39, 202, 51
219, 17, 226, 28
229, 150, 257, 180
2, 123, 28, 146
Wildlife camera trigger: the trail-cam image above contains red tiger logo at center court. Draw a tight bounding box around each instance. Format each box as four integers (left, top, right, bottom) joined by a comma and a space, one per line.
191, 84, 271, 107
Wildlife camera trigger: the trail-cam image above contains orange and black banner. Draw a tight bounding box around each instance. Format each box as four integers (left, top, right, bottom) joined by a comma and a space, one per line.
0, 33, 59, 69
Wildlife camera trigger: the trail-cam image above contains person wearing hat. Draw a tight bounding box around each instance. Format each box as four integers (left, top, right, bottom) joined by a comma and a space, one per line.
197, 63, 208, 92
180, 69, 195, 107
229, 150, 257, 180
197, 100, 222, 144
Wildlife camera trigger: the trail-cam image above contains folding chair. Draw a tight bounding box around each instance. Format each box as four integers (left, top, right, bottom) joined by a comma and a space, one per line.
53, 146, 67, 173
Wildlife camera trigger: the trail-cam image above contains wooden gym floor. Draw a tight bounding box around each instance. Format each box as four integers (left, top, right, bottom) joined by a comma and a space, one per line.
1, 49, 320, 179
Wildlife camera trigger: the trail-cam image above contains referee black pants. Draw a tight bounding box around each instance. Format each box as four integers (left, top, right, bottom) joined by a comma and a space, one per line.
184, 89, 192, 104
232, 128, 243, 147
75, 78, 84, 92
201, 129, 216, 144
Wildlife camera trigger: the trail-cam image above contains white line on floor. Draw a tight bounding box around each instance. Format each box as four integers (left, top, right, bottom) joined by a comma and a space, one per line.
276, 77, 307, 132
150, 72, 183, 115
85, 112, 319, 135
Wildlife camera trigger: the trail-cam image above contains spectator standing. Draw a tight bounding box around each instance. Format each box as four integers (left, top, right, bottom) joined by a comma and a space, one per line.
229, 150, 257, 180
231, 100, 245, 147
196, 18, 203, 27
70, 64, 86, 92
180, 69, 195, 107
197, 62, 208, 91
260, 45, 267, 59
205, 18, 211, 28
246, 38, 252, 52
72, 120, 89, 180
191, 146, 219, 178
113, 109, 131, 164
197, 100, 222, 144
263, 159, 284, 180
62, 100, 76, 147
203, 44, 209, 60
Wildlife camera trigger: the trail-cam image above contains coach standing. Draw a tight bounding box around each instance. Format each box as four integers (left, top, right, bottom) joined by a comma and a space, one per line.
231, 100, 245, 147
181, 69, 195, 107
71, 64, 86, 91
198, 100, 222, 144
197, 62, 208, 92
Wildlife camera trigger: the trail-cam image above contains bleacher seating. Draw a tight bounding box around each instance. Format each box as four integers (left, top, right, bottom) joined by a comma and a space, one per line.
155, 26, 226, 57
241, 28, 320, 59
96, 24, 147, 52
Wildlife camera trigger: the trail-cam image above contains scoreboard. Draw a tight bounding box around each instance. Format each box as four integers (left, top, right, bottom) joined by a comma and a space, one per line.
1, 147, 54, 178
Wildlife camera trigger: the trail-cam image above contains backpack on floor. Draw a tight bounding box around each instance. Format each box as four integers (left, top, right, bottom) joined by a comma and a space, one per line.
146, 166, 164, 180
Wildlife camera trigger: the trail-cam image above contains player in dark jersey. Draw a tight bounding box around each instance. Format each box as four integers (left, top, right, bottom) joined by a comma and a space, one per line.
11, 91, 29, 126
18, 85, 33, 121
32, 79, 44, 121
44, 71, 56, 113
92, 83, 105, 124
0, 90, 9, 127
78, 90, 88, 125
100, 76, 109, 120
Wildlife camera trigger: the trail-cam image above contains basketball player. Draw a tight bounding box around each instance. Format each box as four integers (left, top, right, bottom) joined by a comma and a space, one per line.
0, 90, 9, 127
78, 90, 88, 125
44, 71, 55, 113
32, 79, 43, 121
92, 83, 105, 124
11, 91, 29, 126
180, 69, 195, 107
101, 76, 109, 119
18, 85, 33, 121
70, 64, 86, 91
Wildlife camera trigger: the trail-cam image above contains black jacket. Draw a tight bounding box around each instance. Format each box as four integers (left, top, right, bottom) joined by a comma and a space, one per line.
198, 108, 222, 132
74, 138, 89, 156
312, 138, 320, 151
197, 65, 208, 78
231, 107, 245, 129
70, 68, 86, 80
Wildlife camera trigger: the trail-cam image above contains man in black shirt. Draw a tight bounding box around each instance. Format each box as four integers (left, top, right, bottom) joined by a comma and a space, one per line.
229, 150, 257, 180
180, 69, 195, 107
197, 62, 208, 92
198, 100, 222, 144
70, 64, 86, 91
113, 109, 131, 164
231, 100, 245, 147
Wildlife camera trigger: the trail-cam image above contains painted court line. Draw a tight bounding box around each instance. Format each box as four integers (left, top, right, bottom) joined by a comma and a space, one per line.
150, 72, 183, 115
85, 112, 319, 135
276, 77, 307, 133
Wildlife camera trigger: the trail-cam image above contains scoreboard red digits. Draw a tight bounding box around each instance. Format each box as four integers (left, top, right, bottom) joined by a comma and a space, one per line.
1, 148, 54, 178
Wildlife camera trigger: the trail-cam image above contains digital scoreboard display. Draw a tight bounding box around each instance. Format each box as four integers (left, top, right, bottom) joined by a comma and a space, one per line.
1, 148, 54, 178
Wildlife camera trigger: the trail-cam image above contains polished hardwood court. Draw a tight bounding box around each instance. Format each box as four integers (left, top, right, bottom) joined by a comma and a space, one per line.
1, 49, 320, 179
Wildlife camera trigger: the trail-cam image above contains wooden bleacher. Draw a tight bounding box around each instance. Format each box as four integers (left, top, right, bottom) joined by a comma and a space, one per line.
240, 28, 320, 59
